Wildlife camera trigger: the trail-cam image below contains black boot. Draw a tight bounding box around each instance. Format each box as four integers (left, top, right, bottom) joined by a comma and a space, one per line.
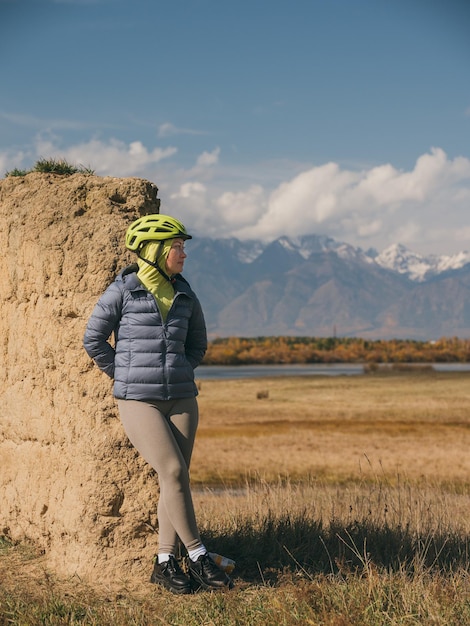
188, 553, 234, 591
150, 556, 192, 594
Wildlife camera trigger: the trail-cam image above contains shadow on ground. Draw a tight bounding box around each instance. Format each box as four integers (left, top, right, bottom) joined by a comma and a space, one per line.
202, 514, 470, 585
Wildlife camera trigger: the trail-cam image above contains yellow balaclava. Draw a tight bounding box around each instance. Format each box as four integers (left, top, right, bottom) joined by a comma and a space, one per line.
137, 240, 175, 322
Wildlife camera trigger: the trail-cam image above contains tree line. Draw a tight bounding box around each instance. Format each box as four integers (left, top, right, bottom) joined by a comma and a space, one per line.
202, 336, 470, 365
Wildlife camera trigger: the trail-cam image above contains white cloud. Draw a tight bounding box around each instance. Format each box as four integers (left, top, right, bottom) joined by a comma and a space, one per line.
158, 122, 207, 137
176, 147, 222, 183
196, 147, 220, 167
232, 162, 359, 239
0, 110, 112, 131
2, 138, 469, 255
229, 148, 470, 253
167, 182, 215, 232
0, 149, 27, 175
171, 182, 207, 199
216, 185, 267, 228
35, 136, 177, 176
357, 219, 382, 237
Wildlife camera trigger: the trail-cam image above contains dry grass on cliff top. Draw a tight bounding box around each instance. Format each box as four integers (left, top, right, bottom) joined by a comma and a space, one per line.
1, 370, 470, 625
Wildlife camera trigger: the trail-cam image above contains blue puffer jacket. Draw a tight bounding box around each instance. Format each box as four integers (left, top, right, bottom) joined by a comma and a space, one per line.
83, 264, 207, 401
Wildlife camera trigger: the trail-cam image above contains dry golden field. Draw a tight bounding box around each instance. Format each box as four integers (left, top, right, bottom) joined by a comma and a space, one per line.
1, 369, 469, 625
192, 369, 470, 489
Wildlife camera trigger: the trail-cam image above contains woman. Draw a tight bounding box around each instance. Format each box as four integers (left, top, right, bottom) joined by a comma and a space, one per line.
83, 214, 233, 594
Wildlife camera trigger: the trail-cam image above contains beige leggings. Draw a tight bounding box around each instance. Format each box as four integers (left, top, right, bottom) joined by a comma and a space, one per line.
117, 398, 203, 556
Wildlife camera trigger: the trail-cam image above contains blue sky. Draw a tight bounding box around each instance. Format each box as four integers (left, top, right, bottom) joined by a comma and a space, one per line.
1, 0, 469, 255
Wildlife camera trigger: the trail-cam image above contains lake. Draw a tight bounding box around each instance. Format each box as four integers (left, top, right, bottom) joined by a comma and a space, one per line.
195, 363, 470, 380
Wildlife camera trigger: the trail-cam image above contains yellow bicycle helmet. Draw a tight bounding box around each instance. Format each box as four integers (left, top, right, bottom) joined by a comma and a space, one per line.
125, 214, 192, 251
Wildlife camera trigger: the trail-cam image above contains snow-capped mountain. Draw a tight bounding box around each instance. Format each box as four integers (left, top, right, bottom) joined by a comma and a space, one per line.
375, 243, 470, 282
215, 236, 470, 282
239, 234, 375, 265
185, 234, 470, 339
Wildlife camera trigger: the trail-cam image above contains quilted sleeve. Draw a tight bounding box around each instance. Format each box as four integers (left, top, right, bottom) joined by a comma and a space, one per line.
83, 282, 124, 378
185, 294, 208, 369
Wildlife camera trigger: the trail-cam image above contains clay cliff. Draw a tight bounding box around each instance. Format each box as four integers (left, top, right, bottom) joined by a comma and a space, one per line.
0, 172, 165, 583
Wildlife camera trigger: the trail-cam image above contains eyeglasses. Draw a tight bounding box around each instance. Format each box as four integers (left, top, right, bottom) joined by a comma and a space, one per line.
170, 244, 186, 254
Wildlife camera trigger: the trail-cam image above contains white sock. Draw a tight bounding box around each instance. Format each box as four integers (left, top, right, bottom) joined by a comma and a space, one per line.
188, 546, 207, 562
158, 553, 174, 564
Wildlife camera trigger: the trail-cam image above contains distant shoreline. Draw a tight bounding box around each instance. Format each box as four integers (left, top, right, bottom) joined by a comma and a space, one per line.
196, 362, 470, 380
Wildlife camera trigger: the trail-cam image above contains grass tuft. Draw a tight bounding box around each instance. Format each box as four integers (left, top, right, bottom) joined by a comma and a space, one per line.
4, 167, 29, 177
4, 158, 95, 178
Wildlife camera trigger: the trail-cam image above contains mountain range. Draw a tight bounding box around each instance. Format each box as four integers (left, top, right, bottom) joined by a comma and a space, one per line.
183, 235, 470, 340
